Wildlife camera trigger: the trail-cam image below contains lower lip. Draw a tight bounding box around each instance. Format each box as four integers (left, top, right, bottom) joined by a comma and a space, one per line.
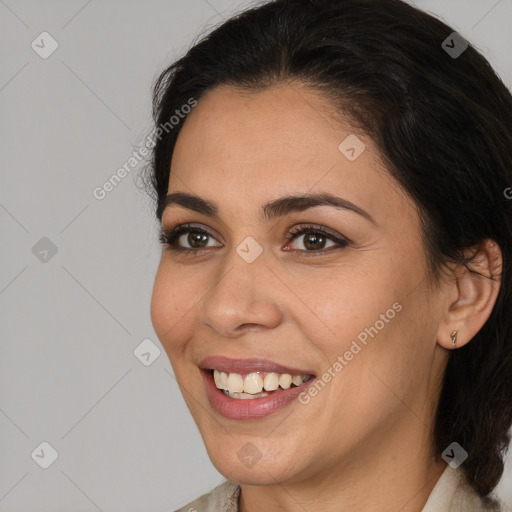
201, 370, 316, 420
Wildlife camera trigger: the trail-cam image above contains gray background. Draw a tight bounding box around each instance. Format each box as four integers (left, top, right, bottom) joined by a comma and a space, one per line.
1, 0, 511, 510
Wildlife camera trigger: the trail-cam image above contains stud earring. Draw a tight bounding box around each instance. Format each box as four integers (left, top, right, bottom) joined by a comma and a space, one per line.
451, 330, 458, 349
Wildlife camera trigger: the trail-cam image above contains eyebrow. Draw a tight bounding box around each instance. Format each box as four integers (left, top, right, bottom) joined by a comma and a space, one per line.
158, 191, 377, 225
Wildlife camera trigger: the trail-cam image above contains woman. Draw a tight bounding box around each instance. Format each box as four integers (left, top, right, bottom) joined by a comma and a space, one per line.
145, 0, 512, 510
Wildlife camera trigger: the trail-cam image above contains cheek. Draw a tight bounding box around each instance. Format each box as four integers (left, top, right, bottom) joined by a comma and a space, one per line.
317, 271, 434, 413
150, 265, 169, 338
150, 262, 197, 354
305, 250, 425, 387
308, 265, 398, 342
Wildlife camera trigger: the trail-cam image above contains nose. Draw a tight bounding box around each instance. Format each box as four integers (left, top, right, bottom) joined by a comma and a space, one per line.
200, 245, 283, 338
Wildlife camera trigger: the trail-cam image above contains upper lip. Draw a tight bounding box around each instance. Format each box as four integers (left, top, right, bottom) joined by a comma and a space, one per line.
198, 356, 316, 376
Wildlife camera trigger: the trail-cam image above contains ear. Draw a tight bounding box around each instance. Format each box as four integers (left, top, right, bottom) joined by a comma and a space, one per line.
437, 239, 502, 350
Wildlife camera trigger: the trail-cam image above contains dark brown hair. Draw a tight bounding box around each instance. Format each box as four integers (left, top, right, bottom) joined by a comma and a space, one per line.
144, 0, 512, 498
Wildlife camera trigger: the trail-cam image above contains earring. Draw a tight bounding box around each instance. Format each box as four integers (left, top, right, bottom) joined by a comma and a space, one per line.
451, 330, 458, 349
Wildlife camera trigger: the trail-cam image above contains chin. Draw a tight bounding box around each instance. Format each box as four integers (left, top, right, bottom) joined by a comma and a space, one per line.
203, 435, 308, 486
210, 452, 295, 486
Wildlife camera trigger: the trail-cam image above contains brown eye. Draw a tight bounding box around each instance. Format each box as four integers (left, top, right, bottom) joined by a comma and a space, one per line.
159, 224, 222, 253
184, 231, 210, 248
285, 225, 349, 253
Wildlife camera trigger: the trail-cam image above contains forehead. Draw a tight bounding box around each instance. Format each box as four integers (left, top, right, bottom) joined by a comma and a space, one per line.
173, 84, 372, 173
167, 83, 411, 223
174, 83, 350, 158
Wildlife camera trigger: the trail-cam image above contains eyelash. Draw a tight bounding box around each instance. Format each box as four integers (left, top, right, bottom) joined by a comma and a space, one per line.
159, 223, 349, 256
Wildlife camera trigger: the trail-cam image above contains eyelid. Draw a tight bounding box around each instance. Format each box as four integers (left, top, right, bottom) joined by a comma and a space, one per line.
286, 223, 350, 242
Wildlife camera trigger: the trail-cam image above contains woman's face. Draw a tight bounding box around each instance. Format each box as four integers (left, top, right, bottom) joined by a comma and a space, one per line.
151, 83, 449, 486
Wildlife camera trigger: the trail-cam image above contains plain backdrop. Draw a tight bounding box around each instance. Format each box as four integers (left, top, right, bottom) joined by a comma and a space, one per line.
1, 0, 511, 510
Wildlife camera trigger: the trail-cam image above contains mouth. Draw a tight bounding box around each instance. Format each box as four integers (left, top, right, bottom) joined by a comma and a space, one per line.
198, 356, 317, 419
210, 369, 314, 399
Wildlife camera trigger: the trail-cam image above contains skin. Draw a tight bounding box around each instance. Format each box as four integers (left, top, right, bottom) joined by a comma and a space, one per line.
150, 83, 502, 512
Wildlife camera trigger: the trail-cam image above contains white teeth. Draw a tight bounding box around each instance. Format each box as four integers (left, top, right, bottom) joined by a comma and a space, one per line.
279, 374, 292, 389
213, 370, 221, 387
226, 372, 244, 393
213, 369, 312, 396
213, 370, 228, 390
243, 372, 263, 394
292, 375, 304, 386
263, 372, 280, 391
223, 390, 269, 399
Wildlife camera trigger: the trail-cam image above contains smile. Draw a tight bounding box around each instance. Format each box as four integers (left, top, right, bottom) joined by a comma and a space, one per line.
213, 370, 313, 398
199, 356, 317, 419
